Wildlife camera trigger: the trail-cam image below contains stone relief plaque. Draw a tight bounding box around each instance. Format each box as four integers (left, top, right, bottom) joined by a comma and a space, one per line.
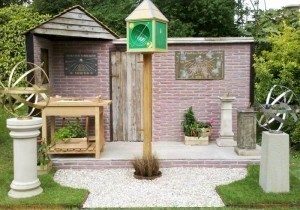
64, 54, 98, 76
175, 51, 224, 80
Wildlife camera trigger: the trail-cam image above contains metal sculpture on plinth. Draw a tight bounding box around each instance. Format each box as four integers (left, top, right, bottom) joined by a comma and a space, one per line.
0, 61, 50, 198
256, 85, 299, 193
256, 85, 298, 133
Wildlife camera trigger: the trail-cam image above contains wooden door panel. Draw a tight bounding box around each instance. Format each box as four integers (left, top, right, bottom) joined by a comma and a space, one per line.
111, 52, 143, 141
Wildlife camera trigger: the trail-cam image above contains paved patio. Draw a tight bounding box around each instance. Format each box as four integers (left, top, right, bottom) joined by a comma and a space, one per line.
52, 141, 260, 169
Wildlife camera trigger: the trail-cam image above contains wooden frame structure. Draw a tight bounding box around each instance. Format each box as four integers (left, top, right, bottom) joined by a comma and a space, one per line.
40, 97, 111, 158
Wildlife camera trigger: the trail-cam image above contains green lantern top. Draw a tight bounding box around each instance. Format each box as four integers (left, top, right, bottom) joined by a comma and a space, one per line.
126, 0, 169, 53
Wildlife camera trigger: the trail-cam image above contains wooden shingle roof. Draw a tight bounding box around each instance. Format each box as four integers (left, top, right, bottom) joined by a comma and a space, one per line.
26, 5, 119, 39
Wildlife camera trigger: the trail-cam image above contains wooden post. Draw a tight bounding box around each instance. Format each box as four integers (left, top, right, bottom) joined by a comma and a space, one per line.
143, 53, 153, 158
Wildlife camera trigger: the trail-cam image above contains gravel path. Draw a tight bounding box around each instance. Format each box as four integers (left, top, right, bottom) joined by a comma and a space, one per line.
54, 167, 246, 208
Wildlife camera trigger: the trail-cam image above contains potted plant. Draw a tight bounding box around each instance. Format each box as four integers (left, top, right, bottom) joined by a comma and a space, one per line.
182, 107, 212, 145
53, 120, 88, 149
37, 141, 52, 175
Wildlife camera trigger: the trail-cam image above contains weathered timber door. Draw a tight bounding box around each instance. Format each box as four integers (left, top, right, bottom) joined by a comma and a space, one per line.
111, 51, 144, 141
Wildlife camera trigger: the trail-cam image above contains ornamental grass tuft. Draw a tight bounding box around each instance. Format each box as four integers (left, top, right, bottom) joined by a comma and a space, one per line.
132, 155, 161, 178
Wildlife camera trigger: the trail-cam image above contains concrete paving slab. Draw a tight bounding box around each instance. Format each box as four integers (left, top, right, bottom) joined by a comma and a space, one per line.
52, 141, 261, 161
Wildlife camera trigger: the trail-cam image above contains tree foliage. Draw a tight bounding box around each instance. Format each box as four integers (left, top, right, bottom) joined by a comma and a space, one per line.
0, 5, 49, 82
254, 25, 300, 102
31, 0, 240, 37
0, 0, 29, 8
245, 8, 300, 54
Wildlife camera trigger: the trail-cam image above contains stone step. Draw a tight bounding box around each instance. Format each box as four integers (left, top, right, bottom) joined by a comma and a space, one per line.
52, 158, 260, 170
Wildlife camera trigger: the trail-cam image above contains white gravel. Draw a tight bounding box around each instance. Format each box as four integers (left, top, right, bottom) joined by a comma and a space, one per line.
54, 167, 246, 208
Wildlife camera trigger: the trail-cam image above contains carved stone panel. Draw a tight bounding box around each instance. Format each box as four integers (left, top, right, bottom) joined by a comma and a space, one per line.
237, 110, 257, 149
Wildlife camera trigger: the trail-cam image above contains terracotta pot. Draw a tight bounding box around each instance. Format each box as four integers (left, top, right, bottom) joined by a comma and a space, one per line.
133, 171, 162, 180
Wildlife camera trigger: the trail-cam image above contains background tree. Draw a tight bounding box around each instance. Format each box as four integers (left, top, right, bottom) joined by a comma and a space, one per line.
0, 0, 29, 8
31, 0, 241, 37
155, 0, 240, 37
245, 8, 300, 54
254, 24, 300, 147
0, 5, 49, 82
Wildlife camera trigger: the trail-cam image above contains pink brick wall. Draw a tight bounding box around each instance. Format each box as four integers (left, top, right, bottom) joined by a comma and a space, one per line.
52, 40, 113, 140
152, 44, 251, 141
33, 37, 113, 140
33, 35, 251, 142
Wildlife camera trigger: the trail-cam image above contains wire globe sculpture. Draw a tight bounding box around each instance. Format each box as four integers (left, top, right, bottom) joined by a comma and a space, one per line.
257, 85, 299, 133
0, 61, 50, 118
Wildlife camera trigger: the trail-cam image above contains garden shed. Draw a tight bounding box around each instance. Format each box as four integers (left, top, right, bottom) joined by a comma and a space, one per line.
25, 5, 255, 144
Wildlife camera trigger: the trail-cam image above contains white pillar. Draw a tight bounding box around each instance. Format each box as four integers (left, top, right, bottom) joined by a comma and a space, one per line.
259, 131, 289, 193
7, 117, 43, 198
216, 96, 237, 147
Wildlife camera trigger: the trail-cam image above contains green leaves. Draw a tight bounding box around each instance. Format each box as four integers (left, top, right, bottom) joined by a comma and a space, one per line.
182, 107, 211, 137
54, 121, 87, 142
0, 5, 49, 83
255, 25, 300, 103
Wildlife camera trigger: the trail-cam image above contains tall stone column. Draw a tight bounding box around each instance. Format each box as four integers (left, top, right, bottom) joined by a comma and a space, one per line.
216, 96, 237, 147
7, 117, 43, 198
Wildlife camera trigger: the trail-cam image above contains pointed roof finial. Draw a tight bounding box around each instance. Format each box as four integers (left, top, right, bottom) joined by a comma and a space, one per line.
126, 0, 169, 22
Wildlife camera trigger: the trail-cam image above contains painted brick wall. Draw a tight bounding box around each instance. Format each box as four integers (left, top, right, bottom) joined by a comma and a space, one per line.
33, 36, 251, 142
33, 37, 113, 140
152, 44, 251, 141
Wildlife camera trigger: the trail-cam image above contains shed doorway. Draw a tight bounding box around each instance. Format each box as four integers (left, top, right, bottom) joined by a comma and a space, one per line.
111, 51, 144, 142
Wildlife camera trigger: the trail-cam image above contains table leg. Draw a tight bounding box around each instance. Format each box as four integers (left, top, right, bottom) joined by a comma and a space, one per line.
100, 108, 105, 152
50, 116, 55, 144
95, 108, 100, 158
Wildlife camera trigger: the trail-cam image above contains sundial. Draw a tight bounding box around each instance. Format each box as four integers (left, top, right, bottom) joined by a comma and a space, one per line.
256, 85, 299, 133
0, 61, 50, 118
64, 54, 98, 76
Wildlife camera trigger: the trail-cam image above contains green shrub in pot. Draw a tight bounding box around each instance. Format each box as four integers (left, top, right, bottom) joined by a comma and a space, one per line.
54, 121, 86, 143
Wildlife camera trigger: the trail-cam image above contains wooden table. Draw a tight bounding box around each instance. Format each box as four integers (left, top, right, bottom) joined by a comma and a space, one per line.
39, 97, 111, 158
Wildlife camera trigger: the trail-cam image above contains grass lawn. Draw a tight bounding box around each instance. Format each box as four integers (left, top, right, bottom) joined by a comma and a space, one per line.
0, 108, 88, 208
217, 152, 300, 208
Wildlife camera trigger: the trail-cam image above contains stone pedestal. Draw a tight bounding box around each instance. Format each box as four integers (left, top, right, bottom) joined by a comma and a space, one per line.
259, 131, 289, 193
235, 110, 260, 156
216, 96, 237, 147
7, 117, 43, 198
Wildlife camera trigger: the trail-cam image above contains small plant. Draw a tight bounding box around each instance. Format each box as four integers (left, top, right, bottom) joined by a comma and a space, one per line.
37, 141, 50, 167
182, 107, 212, 137
54, 120, 86, 143
132, 155, 161, 178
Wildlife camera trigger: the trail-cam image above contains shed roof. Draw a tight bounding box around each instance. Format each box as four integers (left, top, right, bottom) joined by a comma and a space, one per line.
126, 0, 168, 22
26, 5, 119, 39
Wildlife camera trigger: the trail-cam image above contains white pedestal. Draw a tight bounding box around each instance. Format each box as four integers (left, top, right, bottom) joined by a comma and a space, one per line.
259, 131, 289, 193
7, 117, 43, 198
216, 96, 237, 147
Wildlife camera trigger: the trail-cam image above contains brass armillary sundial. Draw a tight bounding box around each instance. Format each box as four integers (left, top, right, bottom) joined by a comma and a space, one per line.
0, 61, 50, 118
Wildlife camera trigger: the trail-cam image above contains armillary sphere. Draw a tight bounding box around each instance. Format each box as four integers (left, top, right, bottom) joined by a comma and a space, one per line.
257, 85, 299, 133
0, 61, 50, 118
